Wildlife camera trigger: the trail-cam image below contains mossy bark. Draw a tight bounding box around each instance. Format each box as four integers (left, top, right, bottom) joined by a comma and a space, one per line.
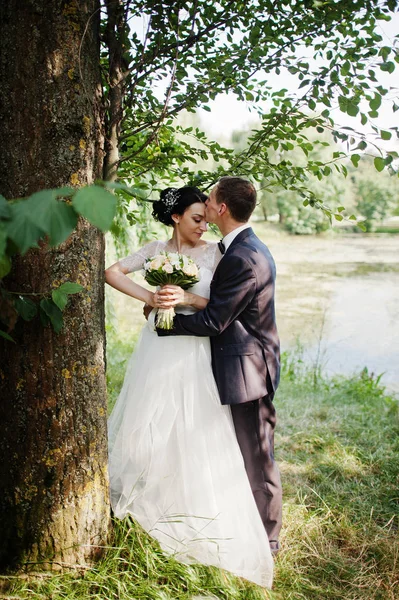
0, 0, 111, 570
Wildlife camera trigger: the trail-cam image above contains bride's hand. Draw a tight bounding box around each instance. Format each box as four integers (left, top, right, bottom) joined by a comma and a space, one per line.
155, 285, 186, 308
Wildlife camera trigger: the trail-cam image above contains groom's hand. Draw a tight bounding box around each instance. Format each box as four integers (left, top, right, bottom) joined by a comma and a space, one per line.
143, 303, 152, 320
157, 285, 185, 307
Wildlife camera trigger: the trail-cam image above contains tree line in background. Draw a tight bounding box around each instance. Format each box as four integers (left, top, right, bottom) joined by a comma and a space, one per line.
0, 0, 398, 573
229, 123, 399, 234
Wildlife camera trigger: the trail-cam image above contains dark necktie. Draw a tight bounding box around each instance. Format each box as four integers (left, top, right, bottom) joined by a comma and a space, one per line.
218, 240, 225, 254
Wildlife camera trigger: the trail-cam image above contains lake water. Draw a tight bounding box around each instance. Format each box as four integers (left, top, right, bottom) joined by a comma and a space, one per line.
107, 228, 399, 394
260, 228, 399, 393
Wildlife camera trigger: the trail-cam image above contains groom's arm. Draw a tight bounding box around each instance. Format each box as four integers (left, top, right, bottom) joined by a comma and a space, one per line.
157, 254, 258, 337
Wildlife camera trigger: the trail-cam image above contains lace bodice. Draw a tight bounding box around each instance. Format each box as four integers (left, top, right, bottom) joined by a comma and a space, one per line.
119, 240, 222, 314
119, 240, 221, 276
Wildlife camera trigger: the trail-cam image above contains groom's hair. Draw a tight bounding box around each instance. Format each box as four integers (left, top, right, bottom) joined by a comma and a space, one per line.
215, 176, 256, 222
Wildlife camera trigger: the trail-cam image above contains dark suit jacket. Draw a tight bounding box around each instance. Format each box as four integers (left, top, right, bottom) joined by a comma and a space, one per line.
158, 228, 280, 405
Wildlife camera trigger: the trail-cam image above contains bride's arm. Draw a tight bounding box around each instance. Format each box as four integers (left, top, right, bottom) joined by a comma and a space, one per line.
105, 262, 156, 307
157, 285, 209, 310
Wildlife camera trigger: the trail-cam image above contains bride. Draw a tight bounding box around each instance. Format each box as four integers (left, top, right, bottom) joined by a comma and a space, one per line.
105, 186, 274, 588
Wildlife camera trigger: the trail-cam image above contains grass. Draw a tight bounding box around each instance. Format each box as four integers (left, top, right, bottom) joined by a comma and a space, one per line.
275, 354, 399, 599
374, 226, 399, 234
1, 342, 398, 599
0, 520, 272, 600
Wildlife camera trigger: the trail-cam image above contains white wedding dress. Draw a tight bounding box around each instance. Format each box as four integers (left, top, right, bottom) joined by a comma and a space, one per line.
108, 240, 274, 588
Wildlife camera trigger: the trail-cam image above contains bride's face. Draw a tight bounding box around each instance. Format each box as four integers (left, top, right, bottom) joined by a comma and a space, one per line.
173, 202, 207, 243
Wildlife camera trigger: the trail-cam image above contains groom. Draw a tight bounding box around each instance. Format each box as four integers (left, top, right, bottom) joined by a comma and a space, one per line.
158, 176, 282, 552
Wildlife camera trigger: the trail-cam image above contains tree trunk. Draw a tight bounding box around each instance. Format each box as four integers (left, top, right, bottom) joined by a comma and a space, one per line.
261, 203, 268, 221
0, 0, 110, 570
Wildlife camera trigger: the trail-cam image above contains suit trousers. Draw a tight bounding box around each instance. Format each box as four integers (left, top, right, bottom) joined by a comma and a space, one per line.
230, 395, 282, 542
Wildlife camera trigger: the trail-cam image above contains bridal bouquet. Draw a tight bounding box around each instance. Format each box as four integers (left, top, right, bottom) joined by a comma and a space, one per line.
143, 251, 200, 329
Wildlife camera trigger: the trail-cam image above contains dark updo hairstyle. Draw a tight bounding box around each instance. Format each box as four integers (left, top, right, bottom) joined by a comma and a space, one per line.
152, 186, 207, 226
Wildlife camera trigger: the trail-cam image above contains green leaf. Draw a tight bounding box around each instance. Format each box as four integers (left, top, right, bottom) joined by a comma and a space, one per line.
0, 329, 15, 343
380, 61, 395, 73
357, 221, 367, 232
0, 195, 11, 219
341, 61, 350, 76
351, 154, 360, 168
72, 185, 117, 231
379, 46, 391, 61
51, 281, 83, 310
53, 187, 74, 198
0, 254, 11, 279
369, 94, 382, 111
39, 298, 64, 333
28, 190, 78, 246
57, 282, 84, 294
357, 140, 367, 151
334, 214, 343, 221
0, 221, 7, 259
380, 130, 392, 140
338, 96, 348, 112
105, 182, 149, 199
14, 296, 37, 321
347, 102, 359, 117
52, 289, 68, 311
373, 157, 385, 172
7, 200, 45, 254
39, 305, 50, 327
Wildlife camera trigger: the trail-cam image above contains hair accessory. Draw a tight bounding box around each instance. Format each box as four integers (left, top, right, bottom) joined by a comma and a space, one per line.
163, 188, 180, 213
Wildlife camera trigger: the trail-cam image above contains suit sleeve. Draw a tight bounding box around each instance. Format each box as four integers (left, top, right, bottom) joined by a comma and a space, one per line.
157, 254, 256, 337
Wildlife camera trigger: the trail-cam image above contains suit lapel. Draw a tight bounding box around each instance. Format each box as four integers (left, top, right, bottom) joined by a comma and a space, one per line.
211, 227, 254, 286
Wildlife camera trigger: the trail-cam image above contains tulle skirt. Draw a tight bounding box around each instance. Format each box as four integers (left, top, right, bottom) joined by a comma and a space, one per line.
108, 320, 273, 587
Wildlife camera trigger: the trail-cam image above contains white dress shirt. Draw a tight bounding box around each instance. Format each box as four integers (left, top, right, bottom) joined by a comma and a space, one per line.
222, 224, 251, 252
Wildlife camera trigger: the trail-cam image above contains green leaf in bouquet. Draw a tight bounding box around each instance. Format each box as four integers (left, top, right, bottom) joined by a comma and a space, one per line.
145, 271, 168, 287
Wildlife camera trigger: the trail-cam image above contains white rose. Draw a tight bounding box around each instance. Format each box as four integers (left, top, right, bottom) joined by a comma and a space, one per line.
183, 264, 198, 277
168, 252, 180, 266
162, 263, 174, 273
170, 259, 181, 268
150, 256, 164, 270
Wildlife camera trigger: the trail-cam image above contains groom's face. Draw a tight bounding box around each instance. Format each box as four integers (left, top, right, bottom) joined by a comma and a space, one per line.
205, 186, 221, 224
